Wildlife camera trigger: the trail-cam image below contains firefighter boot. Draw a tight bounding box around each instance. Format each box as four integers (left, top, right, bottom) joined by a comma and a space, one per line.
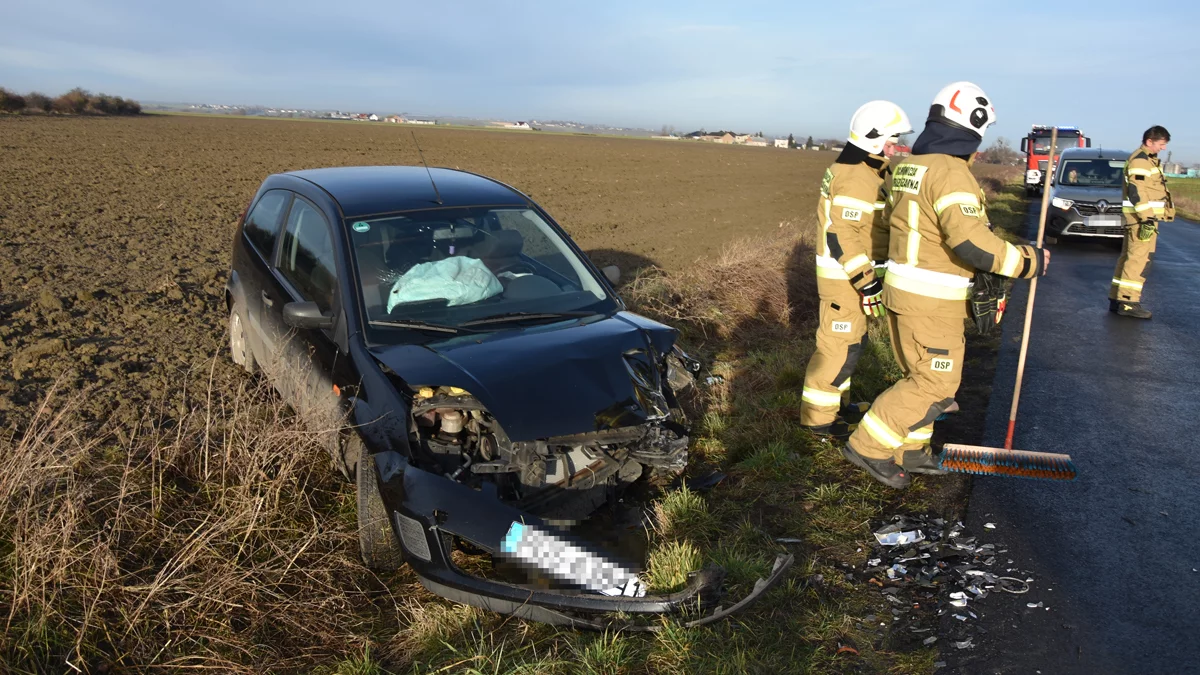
902, 448, 949, 476
838, 401, 870, 425
803, 419, 854, 442
1110, 299, 1152, 319
842, 444, 911, 489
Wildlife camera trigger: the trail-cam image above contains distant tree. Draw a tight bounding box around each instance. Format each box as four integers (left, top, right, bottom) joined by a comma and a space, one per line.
805, 135, 814, 149
0, 87, 25, 113
982, 137, 1020, 165
26, 92, 52, 112
787, 133, 795, 149
53, 87, 90, 114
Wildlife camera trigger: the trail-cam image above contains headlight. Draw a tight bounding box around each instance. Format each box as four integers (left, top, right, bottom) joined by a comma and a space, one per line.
1051, 197, 1074, 210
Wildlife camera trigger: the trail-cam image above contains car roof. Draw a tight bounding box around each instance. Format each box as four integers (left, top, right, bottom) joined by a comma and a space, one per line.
283, 166, 531, 218
1058, 147, 1129, 161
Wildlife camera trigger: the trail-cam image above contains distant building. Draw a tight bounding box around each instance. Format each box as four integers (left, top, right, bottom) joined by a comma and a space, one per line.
745, 138, 768, 147
774, 139, 789, 148
404, 119, 436, 125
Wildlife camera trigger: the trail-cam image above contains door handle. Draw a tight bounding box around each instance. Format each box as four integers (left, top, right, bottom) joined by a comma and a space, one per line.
261, 290, 275, 308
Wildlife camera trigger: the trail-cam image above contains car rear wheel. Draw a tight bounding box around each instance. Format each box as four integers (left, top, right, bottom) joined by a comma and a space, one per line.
228, 302, 256, 374
355, 437, 404, 570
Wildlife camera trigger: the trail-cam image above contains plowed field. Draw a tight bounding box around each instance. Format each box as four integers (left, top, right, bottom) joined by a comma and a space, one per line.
0, 115, 827, 430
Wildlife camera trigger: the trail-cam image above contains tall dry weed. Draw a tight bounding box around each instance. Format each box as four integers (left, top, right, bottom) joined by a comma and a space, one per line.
0, 372, 394, 673
623, 222, 819, 344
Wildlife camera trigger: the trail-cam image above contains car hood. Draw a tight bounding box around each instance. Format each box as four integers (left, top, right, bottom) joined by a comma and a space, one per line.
370, 311, 679, 441
1051, 184, 1122, 202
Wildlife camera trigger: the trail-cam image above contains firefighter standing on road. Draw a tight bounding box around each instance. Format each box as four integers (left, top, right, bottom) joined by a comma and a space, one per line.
799, 101, 914, 438
842, 82, 1050, 489
1110, 126, 1174, 319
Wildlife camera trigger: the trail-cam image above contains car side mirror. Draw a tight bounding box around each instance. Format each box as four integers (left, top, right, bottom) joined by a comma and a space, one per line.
283, 301, 334, 330
601, 265, 621, 285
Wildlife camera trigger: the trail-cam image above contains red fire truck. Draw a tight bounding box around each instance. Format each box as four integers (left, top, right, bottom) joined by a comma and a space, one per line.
1020, 125, 1091, 196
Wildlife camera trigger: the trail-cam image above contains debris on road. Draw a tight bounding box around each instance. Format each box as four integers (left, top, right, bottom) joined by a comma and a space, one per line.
850, 514, 1042, 654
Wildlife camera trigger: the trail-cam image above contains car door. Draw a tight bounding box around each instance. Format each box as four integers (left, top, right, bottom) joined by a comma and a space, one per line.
261, 194, 349, 441
236, 189, 292, 365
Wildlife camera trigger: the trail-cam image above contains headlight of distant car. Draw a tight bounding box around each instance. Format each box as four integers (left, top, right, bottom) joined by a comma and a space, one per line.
1051, 197, 1074, 210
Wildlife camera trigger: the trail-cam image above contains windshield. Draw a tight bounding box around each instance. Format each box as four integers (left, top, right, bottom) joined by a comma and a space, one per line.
1057, 159, 1124, 187
349, 205, 615, 343
1032, 134, 1081, 156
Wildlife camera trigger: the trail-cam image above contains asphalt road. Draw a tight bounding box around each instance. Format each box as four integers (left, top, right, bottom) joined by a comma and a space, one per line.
943, 206, 1200, 674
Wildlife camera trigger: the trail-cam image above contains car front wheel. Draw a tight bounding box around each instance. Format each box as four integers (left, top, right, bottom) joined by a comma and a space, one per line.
355, 437, 404, 570
229, 302, 256, 374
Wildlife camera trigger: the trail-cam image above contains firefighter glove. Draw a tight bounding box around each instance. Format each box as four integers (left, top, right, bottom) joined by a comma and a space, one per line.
1137, 220, 1158, 241
859, 278, 886, 317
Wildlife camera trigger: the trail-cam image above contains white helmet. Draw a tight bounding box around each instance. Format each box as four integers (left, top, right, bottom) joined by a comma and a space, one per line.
847, 101, 914, 154
929, 81, 996, 140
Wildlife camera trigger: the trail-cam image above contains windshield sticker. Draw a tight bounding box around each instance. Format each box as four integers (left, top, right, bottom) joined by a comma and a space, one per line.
352, 221, 370, 233
892, 164, 928, 196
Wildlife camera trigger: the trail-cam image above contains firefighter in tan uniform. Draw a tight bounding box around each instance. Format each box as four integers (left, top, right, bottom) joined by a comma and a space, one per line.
1110, 126, 1174, 319
800, 101, 914, 438
843, 82, 1050, 488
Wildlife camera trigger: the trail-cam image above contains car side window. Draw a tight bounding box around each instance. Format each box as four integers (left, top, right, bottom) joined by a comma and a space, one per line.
244, 190, 290, 260
277, 197, 337, 313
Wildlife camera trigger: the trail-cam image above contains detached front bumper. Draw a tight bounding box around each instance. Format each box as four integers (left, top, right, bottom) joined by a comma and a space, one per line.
381, 463, 793, 630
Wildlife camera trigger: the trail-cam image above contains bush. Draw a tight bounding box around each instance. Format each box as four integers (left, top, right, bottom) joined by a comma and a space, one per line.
24, 91, 52, 113
0, 85, 141, 115
0, 87, 26, 113
52, 87, 91, 114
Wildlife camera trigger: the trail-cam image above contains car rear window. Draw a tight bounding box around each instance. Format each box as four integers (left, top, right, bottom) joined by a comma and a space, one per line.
244, 190, 290, 260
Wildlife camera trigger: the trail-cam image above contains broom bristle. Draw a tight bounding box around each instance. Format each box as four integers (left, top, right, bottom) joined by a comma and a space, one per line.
939, 444, 1076, 481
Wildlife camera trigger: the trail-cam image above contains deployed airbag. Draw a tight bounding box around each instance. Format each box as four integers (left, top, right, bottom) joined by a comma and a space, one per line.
387, 256, 503, 312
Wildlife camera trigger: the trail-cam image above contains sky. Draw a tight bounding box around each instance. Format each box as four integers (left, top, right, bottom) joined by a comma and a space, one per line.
3, 0, 1199, 162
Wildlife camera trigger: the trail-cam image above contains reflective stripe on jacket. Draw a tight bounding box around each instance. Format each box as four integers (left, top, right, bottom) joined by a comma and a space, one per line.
1122, 149, 1174, 225
883, 154, 1042, 318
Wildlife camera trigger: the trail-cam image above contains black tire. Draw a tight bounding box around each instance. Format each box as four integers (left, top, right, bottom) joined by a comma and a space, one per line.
228, 301, 256, 374
355, 440, 404, 570
1025, 187, 1035, 198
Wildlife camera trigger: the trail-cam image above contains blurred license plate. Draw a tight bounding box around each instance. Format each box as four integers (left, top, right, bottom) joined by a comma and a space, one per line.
1085, 216, 1122, 228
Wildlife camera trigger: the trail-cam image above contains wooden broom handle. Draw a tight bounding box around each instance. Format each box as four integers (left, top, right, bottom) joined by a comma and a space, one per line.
1004, 127, 1056, 449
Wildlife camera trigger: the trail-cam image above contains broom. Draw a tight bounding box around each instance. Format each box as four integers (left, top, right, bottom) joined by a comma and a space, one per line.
940, 127, 1077, 481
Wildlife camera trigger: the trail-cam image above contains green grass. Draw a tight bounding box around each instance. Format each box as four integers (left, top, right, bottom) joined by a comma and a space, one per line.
1169, 176, 1200, 221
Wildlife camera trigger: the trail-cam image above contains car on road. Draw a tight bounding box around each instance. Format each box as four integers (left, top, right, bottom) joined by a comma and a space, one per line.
224, 165, 790, 627
1047, 147, 1128, 240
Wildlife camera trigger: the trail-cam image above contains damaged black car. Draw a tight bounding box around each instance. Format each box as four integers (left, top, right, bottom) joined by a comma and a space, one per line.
224, 165, 791, 628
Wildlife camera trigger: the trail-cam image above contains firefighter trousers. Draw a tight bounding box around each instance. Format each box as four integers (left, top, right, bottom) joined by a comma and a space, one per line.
800, 297, 867, 426
1110, 224, 1157, 304
847, 312, 964, 462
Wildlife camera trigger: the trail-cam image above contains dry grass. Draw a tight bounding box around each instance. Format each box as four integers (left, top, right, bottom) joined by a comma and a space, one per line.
1170, 177, 1200, 221
623, 222, 819, 347
0, 374, 396, 673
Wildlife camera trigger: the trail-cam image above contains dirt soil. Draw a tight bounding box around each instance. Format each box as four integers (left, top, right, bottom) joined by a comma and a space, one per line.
0, 115, 828, 432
